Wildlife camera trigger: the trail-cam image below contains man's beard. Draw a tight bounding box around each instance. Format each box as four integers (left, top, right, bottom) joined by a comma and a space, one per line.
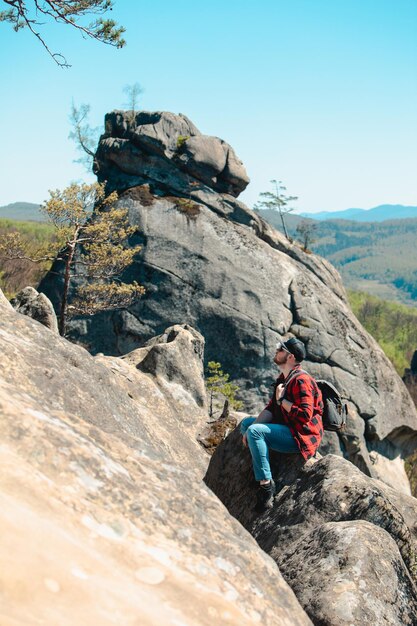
274, 352, 290, 366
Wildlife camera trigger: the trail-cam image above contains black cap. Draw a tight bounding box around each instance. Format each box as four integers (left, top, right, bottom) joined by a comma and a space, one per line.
282, 337, 306, 362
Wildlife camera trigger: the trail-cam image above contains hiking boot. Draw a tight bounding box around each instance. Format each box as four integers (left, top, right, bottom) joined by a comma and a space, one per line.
255, 479, 276, 512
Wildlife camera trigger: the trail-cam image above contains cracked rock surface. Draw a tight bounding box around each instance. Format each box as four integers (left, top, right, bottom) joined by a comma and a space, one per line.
0, 292, 313, 626
205, 431, 417, 625
38, 110, 417, 489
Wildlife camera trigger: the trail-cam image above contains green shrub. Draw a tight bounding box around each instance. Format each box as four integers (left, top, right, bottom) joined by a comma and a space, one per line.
174, 198, 201, 220
176, 135, 190, 150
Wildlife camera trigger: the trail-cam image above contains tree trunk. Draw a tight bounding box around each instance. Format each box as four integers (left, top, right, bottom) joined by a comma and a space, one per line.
279, 208, 290, 240
59, 230, 79, 336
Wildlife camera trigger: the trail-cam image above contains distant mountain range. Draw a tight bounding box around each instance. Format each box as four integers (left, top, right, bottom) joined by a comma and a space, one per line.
300, 204, 417, 222
0, 202, 44, 221
3, 200, 417, 306
2, 201, 417, 224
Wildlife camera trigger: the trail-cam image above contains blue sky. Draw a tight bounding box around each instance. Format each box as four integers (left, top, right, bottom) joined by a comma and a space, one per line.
1, 0, 416, 213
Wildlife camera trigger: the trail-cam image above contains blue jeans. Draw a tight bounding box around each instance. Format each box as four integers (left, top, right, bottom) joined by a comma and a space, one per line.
240, 416, 299, 481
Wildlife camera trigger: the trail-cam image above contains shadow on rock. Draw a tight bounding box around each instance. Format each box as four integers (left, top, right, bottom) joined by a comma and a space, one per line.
205, 424, 417, 626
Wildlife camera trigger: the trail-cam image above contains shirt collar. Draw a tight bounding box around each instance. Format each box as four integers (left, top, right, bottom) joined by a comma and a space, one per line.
283, 364, 302, 383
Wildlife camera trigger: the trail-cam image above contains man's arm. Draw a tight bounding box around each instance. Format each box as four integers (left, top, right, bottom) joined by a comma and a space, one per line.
254, 409, 274, 424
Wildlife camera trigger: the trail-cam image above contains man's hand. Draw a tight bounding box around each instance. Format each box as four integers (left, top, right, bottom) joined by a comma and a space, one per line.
276, 384, 292, 411
242, 433, 248, 448
276, 383, 285, 401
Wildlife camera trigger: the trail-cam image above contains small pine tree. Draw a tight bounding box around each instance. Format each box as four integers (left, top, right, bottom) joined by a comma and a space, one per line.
296, 219, 317, 252
254, 179, 298, 241
0, 182, 145, 336
206, 361, 243, 418
123, 82, 144, 124
69, 102, 100, 171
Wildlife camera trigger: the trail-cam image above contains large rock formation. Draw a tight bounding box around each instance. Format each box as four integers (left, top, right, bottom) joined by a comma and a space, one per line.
3, 290, 417, 625
0, 291, 313, 626
38, 110, 417, 489
205, 430, 417, 625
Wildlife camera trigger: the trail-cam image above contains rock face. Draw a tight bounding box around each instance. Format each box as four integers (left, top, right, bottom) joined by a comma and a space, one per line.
38, 110, 417, 489
205, 430, 417, 625
277, 520, 417, 626
11, 286, 58, 333
0, 292, 313, 626
94, 110, 250, 197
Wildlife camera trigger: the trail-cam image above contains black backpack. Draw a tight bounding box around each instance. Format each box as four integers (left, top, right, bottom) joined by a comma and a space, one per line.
315, 379, 348, 432
284, 370, 348, 432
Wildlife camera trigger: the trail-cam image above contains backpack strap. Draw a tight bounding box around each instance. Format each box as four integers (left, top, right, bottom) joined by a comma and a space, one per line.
284, 368, 308, 389
281, 368, 308, 399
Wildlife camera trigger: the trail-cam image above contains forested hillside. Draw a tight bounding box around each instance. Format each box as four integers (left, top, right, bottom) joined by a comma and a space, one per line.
0, 218, 56, 298
258, 209, 417, 305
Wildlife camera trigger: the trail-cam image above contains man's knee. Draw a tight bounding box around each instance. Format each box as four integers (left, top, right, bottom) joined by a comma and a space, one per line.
240, 416, 256, 434
246, 423, 265, 440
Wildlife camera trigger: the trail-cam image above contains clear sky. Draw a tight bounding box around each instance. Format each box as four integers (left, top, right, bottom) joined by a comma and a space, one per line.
1, 0, 416, 213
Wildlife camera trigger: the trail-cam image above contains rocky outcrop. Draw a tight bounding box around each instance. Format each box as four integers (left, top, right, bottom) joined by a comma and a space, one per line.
11, 286, 58, 333
38, 110, 417, 490
0, 291, 314, 626
4, 289, 417, 624
122, 323, 207, 412
205, 429, 417, 625
95, 110, 250, 197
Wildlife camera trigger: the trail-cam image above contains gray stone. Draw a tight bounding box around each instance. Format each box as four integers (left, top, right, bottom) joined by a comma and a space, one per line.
204, 426, 318, 531
104, 110, 201, 158
122, 323, 208, 411
276, 521, 417, 626
94, 110, 249, 197
178, 135, 227, 183
253, 455, 417, 566
11, 285, 58, 333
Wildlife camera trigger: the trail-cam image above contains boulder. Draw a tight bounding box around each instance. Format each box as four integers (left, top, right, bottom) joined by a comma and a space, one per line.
94, 110, 249, 197
205, 429, 417, 624
0, 289, 313, 626
177, 135, 228, 183
121, 323, 208, 412
276, 521, 417, 626
11, 286, 58, 333
204, 426, 319, 529
104, 110, 201, 158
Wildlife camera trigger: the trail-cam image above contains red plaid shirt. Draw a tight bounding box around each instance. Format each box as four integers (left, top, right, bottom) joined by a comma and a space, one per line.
265, 365, 324, 460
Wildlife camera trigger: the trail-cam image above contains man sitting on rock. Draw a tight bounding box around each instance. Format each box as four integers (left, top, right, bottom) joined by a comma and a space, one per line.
240, 337, 323, 511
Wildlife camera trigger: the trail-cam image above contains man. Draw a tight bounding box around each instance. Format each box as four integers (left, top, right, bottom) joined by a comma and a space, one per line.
240, 337, 323, 511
